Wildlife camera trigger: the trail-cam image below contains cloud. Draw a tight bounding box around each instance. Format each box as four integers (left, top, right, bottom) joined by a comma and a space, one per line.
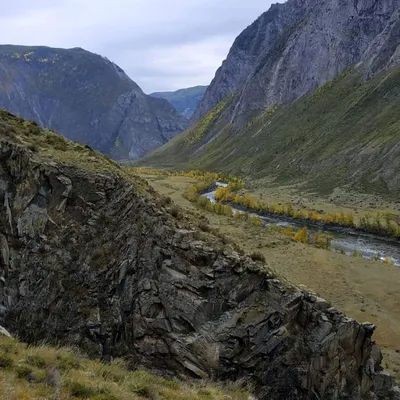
0, 0, 281, 92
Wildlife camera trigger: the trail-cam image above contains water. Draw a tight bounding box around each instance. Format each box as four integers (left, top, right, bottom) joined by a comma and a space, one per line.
202, 184, 400, 266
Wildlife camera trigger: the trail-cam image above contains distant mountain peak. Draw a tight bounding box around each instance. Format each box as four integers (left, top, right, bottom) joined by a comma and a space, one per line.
150, 86, 207, 118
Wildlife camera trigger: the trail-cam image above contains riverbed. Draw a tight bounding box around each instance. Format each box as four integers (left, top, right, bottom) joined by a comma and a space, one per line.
202, 183, 400, 266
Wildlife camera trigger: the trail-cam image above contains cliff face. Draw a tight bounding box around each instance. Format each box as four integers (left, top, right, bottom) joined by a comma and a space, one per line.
0, 45, 188, 160
0, 110, 399, 399
193, 0, 400, 124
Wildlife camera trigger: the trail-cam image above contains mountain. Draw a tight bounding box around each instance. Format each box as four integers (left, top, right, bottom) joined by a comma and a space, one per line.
0, 45, 188, 160
139, 0, 400, 195
0, 109, 399, 399
150, 85, 207, 118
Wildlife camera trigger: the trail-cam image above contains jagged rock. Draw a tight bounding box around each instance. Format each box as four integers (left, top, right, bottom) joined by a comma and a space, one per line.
0, 137, 398, 399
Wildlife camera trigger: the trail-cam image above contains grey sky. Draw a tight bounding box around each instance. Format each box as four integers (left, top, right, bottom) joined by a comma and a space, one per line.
0, 1, 280, 92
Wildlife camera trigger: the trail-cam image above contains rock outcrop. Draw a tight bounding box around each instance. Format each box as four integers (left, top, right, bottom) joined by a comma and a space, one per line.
0, 45, 188, 159
193, 0, 400, 124
0, 112, 399, 399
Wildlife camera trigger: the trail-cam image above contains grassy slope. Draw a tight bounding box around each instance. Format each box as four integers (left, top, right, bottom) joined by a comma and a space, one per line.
0, 334, 249, 400
139, 68, 400, 196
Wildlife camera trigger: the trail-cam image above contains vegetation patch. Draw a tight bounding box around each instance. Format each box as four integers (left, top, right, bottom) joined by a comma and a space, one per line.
0, 335, 250, 400
184, 94, 234, 146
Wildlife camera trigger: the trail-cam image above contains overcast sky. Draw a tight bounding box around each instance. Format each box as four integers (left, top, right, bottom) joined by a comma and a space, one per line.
0, 0, 280, 93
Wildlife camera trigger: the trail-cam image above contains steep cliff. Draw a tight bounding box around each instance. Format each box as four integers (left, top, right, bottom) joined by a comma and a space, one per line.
150, 86, 207, 118
194, 0, 400, 123
0, 110, 399, 399
0, 45, 188, 160
140, 0, 400, 195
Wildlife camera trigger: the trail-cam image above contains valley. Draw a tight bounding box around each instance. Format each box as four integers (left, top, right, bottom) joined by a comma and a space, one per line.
137, 171, 400, 381
1, 0, 399, 398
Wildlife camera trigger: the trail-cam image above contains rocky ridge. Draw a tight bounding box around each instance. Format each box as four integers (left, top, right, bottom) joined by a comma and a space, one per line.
0, 111, 399, 399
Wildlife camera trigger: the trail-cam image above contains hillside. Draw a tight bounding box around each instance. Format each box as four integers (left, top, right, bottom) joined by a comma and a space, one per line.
0, 109, 399, 399
139, 67, 400, 195
138, 0, 400, 196
0, 45, 188, 160
150, 85, 207, 118
193, 0, 400, 123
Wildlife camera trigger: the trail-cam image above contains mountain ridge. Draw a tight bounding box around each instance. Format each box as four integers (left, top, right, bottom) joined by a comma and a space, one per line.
193, 0, 400, 124
0, 45, 188, 159
150, 85, 207, 118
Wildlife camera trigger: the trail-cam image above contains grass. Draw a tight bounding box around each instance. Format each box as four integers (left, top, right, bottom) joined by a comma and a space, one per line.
0, 335, 250, 400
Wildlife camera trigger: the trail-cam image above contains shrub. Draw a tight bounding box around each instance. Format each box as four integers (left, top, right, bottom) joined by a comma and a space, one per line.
15, 365, 33, 379
129, 383, 153, 397
56, 353, 81, 371
250, 216, 262, 227
250, 252, 266, 263
27, 143, 39, 152
159, 196, 172, 207
313, 233, 333, 249
68, 381, 98, 398
294, 227, 308, 243
25, 353, 47, 368
0, 353, 13, 368
198, 221, 212, 232
170, 205, 181, 219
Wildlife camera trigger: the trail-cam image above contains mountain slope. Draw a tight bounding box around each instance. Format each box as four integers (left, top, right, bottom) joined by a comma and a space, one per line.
0, 109, 399, 399
139, 0, 400, 195
139, 67, 400, 195
150, 86, 207, 118
0, 45, 188, 159
194, 0, 400, 124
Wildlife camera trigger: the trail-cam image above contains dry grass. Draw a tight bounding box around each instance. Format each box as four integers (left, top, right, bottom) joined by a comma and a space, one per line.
0, 335, 251, 400
0, 110, 135, 180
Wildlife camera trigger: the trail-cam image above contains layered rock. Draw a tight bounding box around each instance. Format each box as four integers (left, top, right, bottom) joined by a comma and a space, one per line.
0, 118, 399, 398
0, 45, 188, 159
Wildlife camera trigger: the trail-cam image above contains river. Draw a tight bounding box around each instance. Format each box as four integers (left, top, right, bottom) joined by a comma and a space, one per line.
202, 183, 400, 266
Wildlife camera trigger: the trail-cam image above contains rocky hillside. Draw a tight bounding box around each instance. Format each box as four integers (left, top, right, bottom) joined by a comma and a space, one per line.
194, 0, 400, 123
140, 0, 400, 195
0, 45, 188, 160
150, 86, 207, 118
0, 110, 399, 399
